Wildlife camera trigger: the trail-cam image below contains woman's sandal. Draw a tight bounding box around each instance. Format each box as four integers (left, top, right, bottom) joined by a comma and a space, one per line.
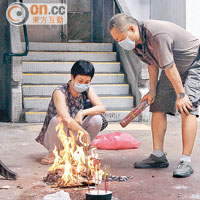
40, 154, 55, 165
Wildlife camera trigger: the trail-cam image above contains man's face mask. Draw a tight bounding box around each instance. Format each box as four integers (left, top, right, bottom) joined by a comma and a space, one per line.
73, 82, 90, 93
118, 37, 135, 51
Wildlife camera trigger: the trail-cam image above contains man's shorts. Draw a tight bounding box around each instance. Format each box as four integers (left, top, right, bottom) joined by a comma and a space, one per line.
150, 48, 200, 117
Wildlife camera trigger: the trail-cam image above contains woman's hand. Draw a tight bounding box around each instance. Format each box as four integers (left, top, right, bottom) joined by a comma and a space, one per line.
141, 90, 156, 105
74, 110, 85, 125
77, 130, 91, 146
83, 131, 91, 145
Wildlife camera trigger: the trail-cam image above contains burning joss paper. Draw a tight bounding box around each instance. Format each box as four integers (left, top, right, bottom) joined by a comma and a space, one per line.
44, 121, 104, 188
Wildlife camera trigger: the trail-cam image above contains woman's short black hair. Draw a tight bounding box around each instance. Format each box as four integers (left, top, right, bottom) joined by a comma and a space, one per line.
71, 60, 95, 79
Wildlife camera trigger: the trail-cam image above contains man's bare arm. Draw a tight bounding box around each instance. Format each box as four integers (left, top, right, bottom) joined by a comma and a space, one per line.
164, 64, 184, 94
141, 65, 159, 104
148, 64, 159, 92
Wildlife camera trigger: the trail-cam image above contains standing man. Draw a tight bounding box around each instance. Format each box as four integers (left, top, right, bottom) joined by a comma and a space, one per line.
109, 13, 200, 178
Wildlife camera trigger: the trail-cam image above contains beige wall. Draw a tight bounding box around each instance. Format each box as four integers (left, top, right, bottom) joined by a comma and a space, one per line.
150, 0, 186, 28
186, 0, 200, 39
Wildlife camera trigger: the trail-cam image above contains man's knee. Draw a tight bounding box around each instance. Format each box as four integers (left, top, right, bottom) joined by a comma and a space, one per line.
152, 112, 166, 118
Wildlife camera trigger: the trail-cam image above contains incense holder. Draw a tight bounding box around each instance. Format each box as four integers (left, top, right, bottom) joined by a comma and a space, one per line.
86, 190, 112, 200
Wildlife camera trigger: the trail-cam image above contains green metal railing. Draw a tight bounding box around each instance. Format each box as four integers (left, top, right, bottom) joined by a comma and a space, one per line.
3, 0, 29, 64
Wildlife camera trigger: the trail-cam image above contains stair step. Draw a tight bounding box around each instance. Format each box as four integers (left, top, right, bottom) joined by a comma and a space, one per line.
23, 96, 134, 110
22, 84, 129, 96
23, 42, 113, 52
20, 41, 138, 123
24, 108, 137, 123
22, 61, 121, 73
23, 51, 117, 62
22, 73, 125, 84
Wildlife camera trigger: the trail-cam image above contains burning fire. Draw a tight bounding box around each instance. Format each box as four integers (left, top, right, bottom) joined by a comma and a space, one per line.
47, 118, 104, 187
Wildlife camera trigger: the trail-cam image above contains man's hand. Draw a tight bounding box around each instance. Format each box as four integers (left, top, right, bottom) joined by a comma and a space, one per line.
141, 90, 156, 105
176, 94, 193, 115
74, 110, 85, 126
165, 64, 192, 115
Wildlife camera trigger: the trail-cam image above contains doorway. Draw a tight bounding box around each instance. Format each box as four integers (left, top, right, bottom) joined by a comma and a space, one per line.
20, 0, 113, 43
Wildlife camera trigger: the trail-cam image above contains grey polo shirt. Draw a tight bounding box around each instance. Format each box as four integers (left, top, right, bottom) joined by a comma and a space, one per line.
133, 20, 200, 75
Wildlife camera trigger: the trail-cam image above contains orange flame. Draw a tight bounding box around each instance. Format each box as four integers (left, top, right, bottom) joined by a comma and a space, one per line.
48, 118, 104, 187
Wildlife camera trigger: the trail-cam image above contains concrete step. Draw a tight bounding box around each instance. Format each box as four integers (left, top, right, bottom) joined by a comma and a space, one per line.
23, 96, 134, 110
22, 61, 121, 73
22, 84, 130, 96
23, 51, 117, 62
22, 42, 113, 52
22, 73, 125, 84
24, 108, 136, 123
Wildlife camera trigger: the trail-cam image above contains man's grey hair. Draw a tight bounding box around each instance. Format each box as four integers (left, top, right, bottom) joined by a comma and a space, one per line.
108, 13, 138, 32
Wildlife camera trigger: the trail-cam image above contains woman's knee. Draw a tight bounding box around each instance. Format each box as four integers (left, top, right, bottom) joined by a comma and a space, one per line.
50, 115, 59, 126
88, 115, 102, 128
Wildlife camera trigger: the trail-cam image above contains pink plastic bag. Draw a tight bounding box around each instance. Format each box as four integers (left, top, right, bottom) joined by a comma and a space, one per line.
91, 132, 141, 150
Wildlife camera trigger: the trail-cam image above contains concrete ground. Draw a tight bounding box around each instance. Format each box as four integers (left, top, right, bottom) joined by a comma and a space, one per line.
0, 119, 200, 200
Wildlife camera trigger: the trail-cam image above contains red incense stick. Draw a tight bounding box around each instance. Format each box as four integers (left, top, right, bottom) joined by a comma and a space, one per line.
106, 177, 108, 193
88, 177, 90, 193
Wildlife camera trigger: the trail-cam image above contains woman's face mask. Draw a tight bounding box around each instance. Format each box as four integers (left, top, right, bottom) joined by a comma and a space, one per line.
118, 36, 135, 50
71, 74, 91, 93
73, 82, 90, 93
